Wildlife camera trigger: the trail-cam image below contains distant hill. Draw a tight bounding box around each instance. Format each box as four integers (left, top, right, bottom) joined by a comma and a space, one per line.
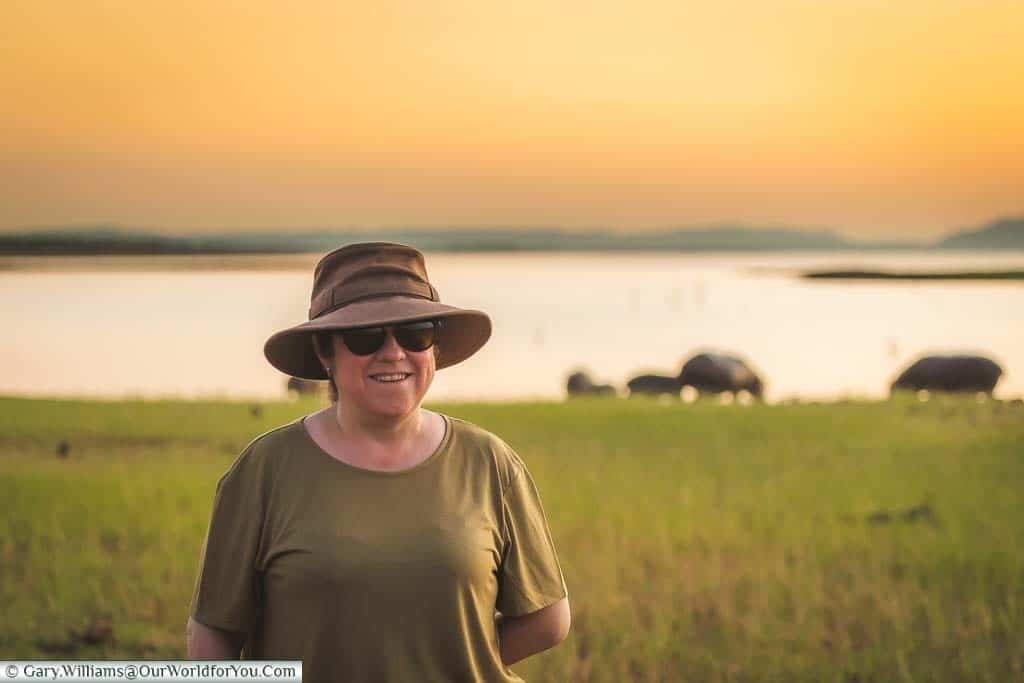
0, 224, 923, 255
937, 217, 1024, 249
9, 218, 1024, 254
0, 226, 284, 256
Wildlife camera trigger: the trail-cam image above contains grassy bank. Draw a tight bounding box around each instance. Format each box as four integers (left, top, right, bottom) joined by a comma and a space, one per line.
1, 395, 1022, 681
802, 269, 1024, 281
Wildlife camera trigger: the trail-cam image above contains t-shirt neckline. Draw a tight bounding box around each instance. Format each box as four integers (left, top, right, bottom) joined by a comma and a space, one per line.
296, 412, 452, 477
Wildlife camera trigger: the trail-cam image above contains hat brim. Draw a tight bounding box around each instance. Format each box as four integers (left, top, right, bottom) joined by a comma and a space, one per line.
263, 296, 492, 379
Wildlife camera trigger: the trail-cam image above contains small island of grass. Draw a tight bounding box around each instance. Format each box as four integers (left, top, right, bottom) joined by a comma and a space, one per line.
802, 269, 1024, 281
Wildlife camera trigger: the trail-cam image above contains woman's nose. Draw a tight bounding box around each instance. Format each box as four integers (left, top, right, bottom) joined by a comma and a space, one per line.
377, 329, 406, 359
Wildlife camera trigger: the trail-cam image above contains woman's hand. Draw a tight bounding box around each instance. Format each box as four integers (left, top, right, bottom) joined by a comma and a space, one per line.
185, 617, 245, 659
495, 597, 571, 666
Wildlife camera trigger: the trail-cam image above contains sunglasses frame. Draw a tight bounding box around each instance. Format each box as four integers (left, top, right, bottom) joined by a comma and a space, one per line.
337, 319, 441, 356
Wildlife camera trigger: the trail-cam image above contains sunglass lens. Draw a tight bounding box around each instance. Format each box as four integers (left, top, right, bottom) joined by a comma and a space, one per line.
394, 321, 438, 352
340, 327, 387, 355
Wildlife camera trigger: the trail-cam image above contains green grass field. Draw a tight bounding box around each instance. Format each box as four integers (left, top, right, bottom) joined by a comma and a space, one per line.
1, 395, 1021, 681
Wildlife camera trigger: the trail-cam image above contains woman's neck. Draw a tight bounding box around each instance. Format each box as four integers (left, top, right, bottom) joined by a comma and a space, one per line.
332, 403, 423, 444
318, 403, 446, 472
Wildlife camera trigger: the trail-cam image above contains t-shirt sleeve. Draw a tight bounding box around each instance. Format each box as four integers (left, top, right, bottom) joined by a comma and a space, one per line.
189, 451, 265, 633
496, 463, 568, 617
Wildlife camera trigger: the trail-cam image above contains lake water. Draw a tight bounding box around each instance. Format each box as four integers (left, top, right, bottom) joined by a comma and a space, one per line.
2, 250, 1022, 403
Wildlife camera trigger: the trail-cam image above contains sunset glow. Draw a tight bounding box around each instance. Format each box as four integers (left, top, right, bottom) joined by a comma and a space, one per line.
3, 0, 1022, 238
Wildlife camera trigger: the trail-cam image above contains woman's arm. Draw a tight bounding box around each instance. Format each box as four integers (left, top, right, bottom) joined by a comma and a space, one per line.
185, 617, 245, 659
495, 597, 571, 666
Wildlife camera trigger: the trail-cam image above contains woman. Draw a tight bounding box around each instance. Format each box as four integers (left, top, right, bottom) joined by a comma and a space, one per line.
187, 242, 570, 681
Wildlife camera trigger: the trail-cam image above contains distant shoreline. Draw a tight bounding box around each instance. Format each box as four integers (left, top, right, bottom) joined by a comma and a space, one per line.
3, 215, 1022, 253
0, 253, 320, 272
5, 254, 1024, 276
802, 270, 1024, 281
0, 243, 922, 256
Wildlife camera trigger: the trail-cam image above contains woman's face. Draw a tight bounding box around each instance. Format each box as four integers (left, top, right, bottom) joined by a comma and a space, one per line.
328, 327, 436, 422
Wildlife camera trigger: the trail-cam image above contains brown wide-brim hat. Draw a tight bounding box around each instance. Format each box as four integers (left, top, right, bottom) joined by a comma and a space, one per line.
264, 242, 491, 380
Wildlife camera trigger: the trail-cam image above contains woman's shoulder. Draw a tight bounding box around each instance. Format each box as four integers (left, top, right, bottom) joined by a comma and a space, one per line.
217, 418, 306, 483
441, 413, 528, 487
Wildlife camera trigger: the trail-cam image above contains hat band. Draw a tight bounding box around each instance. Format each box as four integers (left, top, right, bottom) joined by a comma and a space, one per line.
309, 280, 439, 319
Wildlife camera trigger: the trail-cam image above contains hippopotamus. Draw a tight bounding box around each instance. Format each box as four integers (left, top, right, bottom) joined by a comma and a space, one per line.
626, 374, 682, 397
566, 371, 617, 398
678, 352, 764, 400
890, 355, 1003, 396
286, 376, 325, 397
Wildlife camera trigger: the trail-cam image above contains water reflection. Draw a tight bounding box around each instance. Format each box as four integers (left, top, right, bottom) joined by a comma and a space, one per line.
1, 251, 1021, 402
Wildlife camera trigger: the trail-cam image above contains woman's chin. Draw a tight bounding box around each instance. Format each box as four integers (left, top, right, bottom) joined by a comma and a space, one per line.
364, 395, 421, 419
348, 374, 432, 420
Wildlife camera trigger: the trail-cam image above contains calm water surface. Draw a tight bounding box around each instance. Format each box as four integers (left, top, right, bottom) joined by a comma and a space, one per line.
2, 251, 1022, 402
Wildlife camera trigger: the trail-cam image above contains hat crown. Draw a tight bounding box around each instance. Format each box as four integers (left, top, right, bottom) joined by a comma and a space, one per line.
308, 242, 439, 320
264, 241, 492, 378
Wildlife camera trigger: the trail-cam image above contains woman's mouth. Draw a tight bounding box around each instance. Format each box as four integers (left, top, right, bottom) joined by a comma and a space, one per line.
370, 373, 412, 384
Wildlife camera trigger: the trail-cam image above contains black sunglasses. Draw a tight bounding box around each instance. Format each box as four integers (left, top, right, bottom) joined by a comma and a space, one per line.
338, 320, 440, 356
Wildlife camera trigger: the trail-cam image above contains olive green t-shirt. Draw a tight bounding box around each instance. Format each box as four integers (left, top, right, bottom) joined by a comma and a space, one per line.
190, 413, 568, 682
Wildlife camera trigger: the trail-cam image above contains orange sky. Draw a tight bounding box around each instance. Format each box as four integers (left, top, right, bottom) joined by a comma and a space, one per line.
2, 1, 1022, 239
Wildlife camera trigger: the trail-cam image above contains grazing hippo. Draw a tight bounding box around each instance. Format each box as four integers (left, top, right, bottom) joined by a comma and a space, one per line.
566, 371, 617, 398
286, 376, 325, 397
626, 374, 682, 397
890, 355, 1003, 395
678, 352, 764, 399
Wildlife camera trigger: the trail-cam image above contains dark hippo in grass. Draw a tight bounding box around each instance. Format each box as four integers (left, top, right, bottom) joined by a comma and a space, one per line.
678, 352, 764, 400
890, 355, 1003, 396
286, 376, 325, 397
566, 371, 617, 398
626, 373, 682, 397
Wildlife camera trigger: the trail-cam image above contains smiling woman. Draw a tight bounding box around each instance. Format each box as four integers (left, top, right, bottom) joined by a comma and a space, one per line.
186, 242, 570, 681
313, 321, 443, 405
309, 323, 441, 467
